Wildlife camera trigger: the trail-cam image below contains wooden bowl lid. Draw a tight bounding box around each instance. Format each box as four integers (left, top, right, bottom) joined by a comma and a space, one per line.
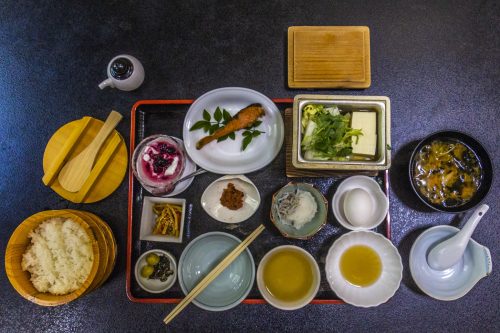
42, 117, 128, 203
288, 26, 371, 89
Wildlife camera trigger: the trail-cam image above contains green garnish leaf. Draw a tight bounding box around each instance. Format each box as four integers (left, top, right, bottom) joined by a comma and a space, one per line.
222, 109, 232, 122
202, 123, 211, 132
242, 135, 252, 151
209, 124, 220, 135
214, 107, 222, 122
190, 120, 209, 131
242, 130, 251, 137
203, 109, 211, 121
217, 135, 229, 142
252, 120, 262, 128
217, 132, 236, 142
252, 130, 263, 137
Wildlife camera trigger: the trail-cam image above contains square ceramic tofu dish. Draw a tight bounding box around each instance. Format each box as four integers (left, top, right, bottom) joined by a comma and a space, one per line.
292, 95, 391, 171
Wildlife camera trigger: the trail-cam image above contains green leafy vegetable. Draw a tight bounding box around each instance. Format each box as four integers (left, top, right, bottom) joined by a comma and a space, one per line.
301, 104, 362, 160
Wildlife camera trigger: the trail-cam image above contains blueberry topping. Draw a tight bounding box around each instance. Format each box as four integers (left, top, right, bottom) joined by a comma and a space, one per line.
154, 157, 169, 167
158, 143, 169, 154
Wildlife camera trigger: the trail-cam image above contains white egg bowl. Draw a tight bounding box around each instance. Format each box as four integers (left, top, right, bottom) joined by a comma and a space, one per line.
325, 231, 403, 307
332, 175, 388, 230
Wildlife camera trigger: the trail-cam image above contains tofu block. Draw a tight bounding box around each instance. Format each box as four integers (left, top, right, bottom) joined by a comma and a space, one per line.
352, 134, 377, 157
351, 112, 376, 135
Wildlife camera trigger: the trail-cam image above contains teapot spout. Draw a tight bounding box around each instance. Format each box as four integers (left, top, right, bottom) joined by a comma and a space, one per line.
98, 78, 114, 90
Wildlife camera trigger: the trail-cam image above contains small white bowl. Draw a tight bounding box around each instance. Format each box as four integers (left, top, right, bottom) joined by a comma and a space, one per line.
332, 175, 388, 230
201, 175, 260, 224
139, 196, 186, 243
135, 249, 177, 293
325, 231, 402, 307
257, 245, 320, 310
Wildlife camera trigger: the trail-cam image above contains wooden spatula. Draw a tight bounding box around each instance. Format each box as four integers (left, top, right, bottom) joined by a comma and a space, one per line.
58, 110, 123, 192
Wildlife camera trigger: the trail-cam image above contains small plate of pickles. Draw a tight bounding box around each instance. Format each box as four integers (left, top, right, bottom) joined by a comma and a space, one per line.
135, 249, 177, 293
139, 197, 186, 243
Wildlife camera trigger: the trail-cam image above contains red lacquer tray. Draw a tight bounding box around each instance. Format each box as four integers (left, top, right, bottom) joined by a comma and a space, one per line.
126, 99, 391, 304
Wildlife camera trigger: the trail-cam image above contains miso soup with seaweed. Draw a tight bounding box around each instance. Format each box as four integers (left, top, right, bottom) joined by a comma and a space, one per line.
413, 139, 482, 208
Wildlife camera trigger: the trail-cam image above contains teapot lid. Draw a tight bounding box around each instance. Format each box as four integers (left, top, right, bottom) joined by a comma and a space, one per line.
110, 57, 134, 80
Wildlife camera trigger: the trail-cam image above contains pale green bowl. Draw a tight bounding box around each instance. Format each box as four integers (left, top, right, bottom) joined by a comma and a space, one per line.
270, 182, 328, 239
178, 232, 255, 311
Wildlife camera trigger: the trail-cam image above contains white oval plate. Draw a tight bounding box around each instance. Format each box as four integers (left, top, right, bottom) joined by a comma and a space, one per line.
325, 231, 403, 307
201, 175, 260, 223
182, 87, 284, 174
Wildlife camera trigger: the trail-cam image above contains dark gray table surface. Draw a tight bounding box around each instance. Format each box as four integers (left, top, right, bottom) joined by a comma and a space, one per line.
1, 1, 498, 332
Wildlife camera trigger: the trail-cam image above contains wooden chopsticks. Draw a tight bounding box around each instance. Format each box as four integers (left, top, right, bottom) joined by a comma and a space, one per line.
163, 224, 265, 325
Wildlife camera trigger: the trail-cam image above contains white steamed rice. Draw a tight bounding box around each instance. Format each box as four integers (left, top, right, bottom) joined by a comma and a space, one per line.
21, 217, 94, 295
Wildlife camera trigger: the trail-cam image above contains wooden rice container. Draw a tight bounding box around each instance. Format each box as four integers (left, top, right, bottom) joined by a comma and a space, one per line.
4, 210, 100, 306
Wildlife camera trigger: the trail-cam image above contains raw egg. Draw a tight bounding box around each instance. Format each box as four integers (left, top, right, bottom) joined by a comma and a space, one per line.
343, 188, 374, 227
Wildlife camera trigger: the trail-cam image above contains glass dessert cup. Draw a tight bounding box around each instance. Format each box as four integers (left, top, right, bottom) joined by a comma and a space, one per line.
132, 135, 186, 196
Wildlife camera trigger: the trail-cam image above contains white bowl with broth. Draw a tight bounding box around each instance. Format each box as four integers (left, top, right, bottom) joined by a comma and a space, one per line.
325, 231, 402, 307
257, 246, 320, 310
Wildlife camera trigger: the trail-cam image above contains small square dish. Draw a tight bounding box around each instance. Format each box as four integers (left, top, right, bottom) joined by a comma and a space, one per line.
139, 197, 186, 243
292, 95, 391, 171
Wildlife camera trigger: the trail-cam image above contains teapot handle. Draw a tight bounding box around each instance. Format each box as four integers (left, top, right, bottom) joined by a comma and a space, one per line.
98, 78, 114, 90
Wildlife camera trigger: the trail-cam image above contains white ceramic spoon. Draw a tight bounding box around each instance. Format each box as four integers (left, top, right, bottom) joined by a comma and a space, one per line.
427, 204, 489, 271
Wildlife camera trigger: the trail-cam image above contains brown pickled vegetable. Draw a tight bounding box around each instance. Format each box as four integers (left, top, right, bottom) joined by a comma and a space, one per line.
413, 140, 482, 207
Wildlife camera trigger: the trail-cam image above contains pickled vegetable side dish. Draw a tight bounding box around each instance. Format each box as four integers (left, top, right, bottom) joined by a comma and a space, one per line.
413, 140, 482, 208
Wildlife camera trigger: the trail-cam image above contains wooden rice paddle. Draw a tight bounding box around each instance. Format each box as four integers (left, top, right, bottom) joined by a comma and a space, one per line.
58, 111, 123, 192
163, 224, 265, 325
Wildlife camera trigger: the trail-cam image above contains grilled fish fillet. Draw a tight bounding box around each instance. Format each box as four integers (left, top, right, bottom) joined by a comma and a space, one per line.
196, 103, 265, 149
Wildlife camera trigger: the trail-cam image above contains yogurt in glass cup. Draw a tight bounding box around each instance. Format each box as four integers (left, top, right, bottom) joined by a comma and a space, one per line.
132, 135, 186, 195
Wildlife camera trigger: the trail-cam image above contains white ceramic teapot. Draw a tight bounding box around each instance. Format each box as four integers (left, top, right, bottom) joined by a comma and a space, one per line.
98, 54, 144, 91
